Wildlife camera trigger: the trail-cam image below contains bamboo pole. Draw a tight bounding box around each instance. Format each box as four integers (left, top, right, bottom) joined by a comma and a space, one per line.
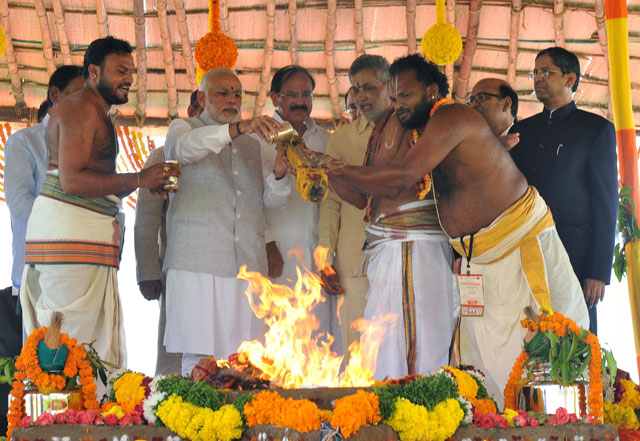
0, 0, 25, 111
96, 0, 109, 37
454, 0, 483, 102
254, 0, 275, 117
553, 0, 565, 47
325, 0, 341, 122
604, 0, 640, 378
220, 0, 229, 34
507, 0, 522, 86
288, 0, 298, 65
445, 0, 457, 97
406, 0, 417, 54
354, 0, 365, 57
595, 0, 612, 119
173, 0, 198, 91
51, 0, 72, 65
157, 0, 178, 120
134, 0, 148, 126
35, 0, 56, 75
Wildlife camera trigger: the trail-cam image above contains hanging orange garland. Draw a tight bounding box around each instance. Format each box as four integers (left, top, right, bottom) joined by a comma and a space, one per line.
194, 0, 238, 82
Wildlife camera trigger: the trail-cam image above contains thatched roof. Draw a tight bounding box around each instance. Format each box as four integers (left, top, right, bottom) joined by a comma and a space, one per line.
0, 0, 639, 129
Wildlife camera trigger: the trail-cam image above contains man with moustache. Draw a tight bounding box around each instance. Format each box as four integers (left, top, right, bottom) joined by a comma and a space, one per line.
325, 54, 588, 404
344, 87, 360, 122
326, 54, 456, 380
511, 47, 617, 335
317, 56, 385, 361
258, 66, 331, 336
20, 37, 177, 364
163, 68, 291, 376
468, 78, 519, 149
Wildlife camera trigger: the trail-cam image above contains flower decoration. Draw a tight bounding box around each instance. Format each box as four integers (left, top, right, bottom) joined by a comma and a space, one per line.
194, 0, 238, 78
329, 390, 381, 438
421, 0, 462, 65
243, 390, 326, 433
0, 25, 6, 58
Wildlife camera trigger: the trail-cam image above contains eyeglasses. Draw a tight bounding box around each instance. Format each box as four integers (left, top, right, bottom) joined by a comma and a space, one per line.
280, 91, 313, 100
465, 92, 504, 106
211, 88, 245, 100
527, 68, 563, 81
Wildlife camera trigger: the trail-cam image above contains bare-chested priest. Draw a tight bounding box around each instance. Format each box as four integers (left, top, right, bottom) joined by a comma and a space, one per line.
325, 54, 589, 405
20, 37, 179, 365
330, 55, 456, 381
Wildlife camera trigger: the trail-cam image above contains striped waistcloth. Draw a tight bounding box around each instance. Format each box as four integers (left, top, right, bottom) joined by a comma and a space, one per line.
39, 173, 120, 217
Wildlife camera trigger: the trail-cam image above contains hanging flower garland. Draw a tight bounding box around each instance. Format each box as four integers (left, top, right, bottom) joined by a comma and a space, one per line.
421, 0, 462, 65
194, 0, 239, 84
0, 24, 6, 58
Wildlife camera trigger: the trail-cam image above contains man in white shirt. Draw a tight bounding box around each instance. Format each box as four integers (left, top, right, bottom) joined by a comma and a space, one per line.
258, 65, 331, 338
467, 78, 519, 149
163, 68, 292, 376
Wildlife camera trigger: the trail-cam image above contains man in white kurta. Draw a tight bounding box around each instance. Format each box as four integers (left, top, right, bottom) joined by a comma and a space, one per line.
163, 68, 292, 376
257, 66, 331, 339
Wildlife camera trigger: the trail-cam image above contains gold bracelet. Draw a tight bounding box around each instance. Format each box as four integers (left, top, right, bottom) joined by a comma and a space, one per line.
136, 172, 140, 188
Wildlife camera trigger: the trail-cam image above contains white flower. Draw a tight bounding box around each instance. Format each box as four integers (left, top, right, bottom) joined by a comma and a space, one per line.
143, 390, 167, 425
457, 397, 473, 426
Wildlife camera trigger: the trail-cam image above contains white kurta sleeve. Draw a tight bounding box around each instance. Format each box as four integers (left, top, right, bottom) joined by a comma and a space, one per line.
164, 119, 233, 164
263, 172, 292, 210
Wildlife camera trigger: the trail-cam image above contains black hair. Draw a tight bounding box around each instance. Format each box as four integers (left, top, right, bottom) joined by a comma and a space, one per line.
389, 54, 450, 98
83, 37, 133, 79
190, 90, 200, 108
499, 84, 518, 121
344, 87, 354, 107
270, 65, 315, 94
348, 54, 391, 85
38, 65, 83, 121
536, 47, 581, 92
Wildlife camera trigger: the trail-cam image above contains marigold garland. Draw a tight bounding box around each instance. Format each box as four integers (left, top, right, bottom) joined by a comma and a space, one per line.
243, 390, 326, 434
195, 32, 238, 71
112, 372, 148, 414
421, 0, 462, 65
505, 310, 603, 421
385, 397, 464, 441
329, 390, 381, 438
7, 327, 99, 439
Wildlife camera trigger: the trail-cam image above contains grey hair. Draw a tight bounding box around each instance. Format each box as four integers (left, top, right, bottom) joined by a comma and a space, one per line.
348, 54, 391, 85
199, 68, 238, 93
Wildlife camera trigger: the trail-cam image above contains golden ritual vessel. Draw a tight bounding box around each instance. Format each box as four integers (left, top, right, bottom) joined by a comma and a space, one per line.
271, 121, 329, 203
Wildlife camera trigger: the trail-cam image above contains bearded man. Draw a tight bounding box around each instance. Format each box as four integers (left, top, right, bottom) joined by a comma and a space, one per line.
163, 68, 292, 376
20, 37, 177, 364
325, 54, 588, 404
327, 54, 456, 380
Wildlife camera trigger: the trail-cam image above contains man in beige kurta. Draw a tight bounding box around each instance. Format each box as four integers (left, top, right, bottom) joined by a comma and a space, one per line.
318, 114, 373, 362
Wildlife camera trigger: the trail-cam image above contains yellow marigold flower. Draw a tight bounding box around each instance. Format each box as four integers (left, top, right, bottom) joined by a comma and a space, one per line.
421, 23, 462, 65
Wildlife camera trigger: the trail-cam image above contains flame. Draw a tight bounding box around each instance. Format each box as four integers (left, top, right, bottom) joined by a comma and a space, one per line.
236, 246, 396, 388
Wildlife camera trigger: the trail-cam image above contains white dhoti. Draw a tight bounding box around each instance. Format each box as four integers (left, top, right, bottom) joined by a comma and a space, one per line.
20, 173, 126, 365
451, 186, 589, 408
363, 200, 456, 381
164, 269, 268, 374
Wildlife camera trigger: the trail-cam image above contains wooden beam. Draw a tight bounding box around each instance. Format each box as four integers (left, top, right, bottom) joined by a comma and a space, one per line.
594, 0, 612, 119
454, 0, 483, 102
406, 0, 417, 54
354, 0, 365, 57
288, 0, 298, 65
325, 0, 341, 122
34, 0, 56, 75
157, 0, 178, 120
134, 0, 148, 126
220, 0, 229, 34
444, 0, 457, 97
507, 0, 522, 86
253, 0, 275, 117
96, 0, 109, 37
173, 0, 198, 91
0, 0, 25, 110
553, 0, 565, 47
51, 0, 72, 65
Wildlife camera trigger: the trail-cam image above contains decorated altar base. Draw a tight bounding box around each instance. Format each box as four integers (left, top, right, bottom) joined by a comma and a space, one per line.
11, 422, 619, 441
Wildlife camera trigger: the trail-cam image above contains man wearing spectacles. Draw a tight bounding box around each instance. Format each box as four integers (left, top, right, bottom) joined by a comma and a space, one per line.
467, 78, 519, 149
344, 87, 360, 122
162, 68, 293, 376
258, 65, 332, 339
511, 47, 618, 336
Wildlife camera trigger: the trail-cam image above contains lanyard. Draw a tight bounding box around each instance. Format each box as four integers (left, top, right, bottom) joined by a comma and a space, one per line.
459, 234, 474, 276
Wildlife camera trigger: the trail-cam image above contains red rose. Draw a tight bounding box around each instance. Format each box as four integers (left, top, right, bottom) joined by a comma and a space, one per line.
21, 415, 32, 428
35, 413, 54, 426
496, 415, 509, 429
553, 407, 570, 425
527, 415, 540, 426
104, 413, 118, 426
569, 413, 580, 423
514, 415, 528, 427
53, 413, 67, 424
131, 414, 144, 425
94, 414, 104, 425
66, 414, 78, 425
479, 414, 495, 428
119, 414, 133, 426
78, 411, 96, 425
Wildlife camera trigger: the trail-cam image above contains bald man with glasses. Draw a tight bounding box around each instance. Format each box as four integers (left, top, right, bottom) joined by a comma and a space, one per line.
467, 78, 520, 149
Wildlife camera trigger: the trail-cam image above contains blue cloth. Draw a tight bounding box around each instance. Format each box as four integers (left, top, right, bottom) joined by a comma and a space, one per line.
4, 115, 49, 289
